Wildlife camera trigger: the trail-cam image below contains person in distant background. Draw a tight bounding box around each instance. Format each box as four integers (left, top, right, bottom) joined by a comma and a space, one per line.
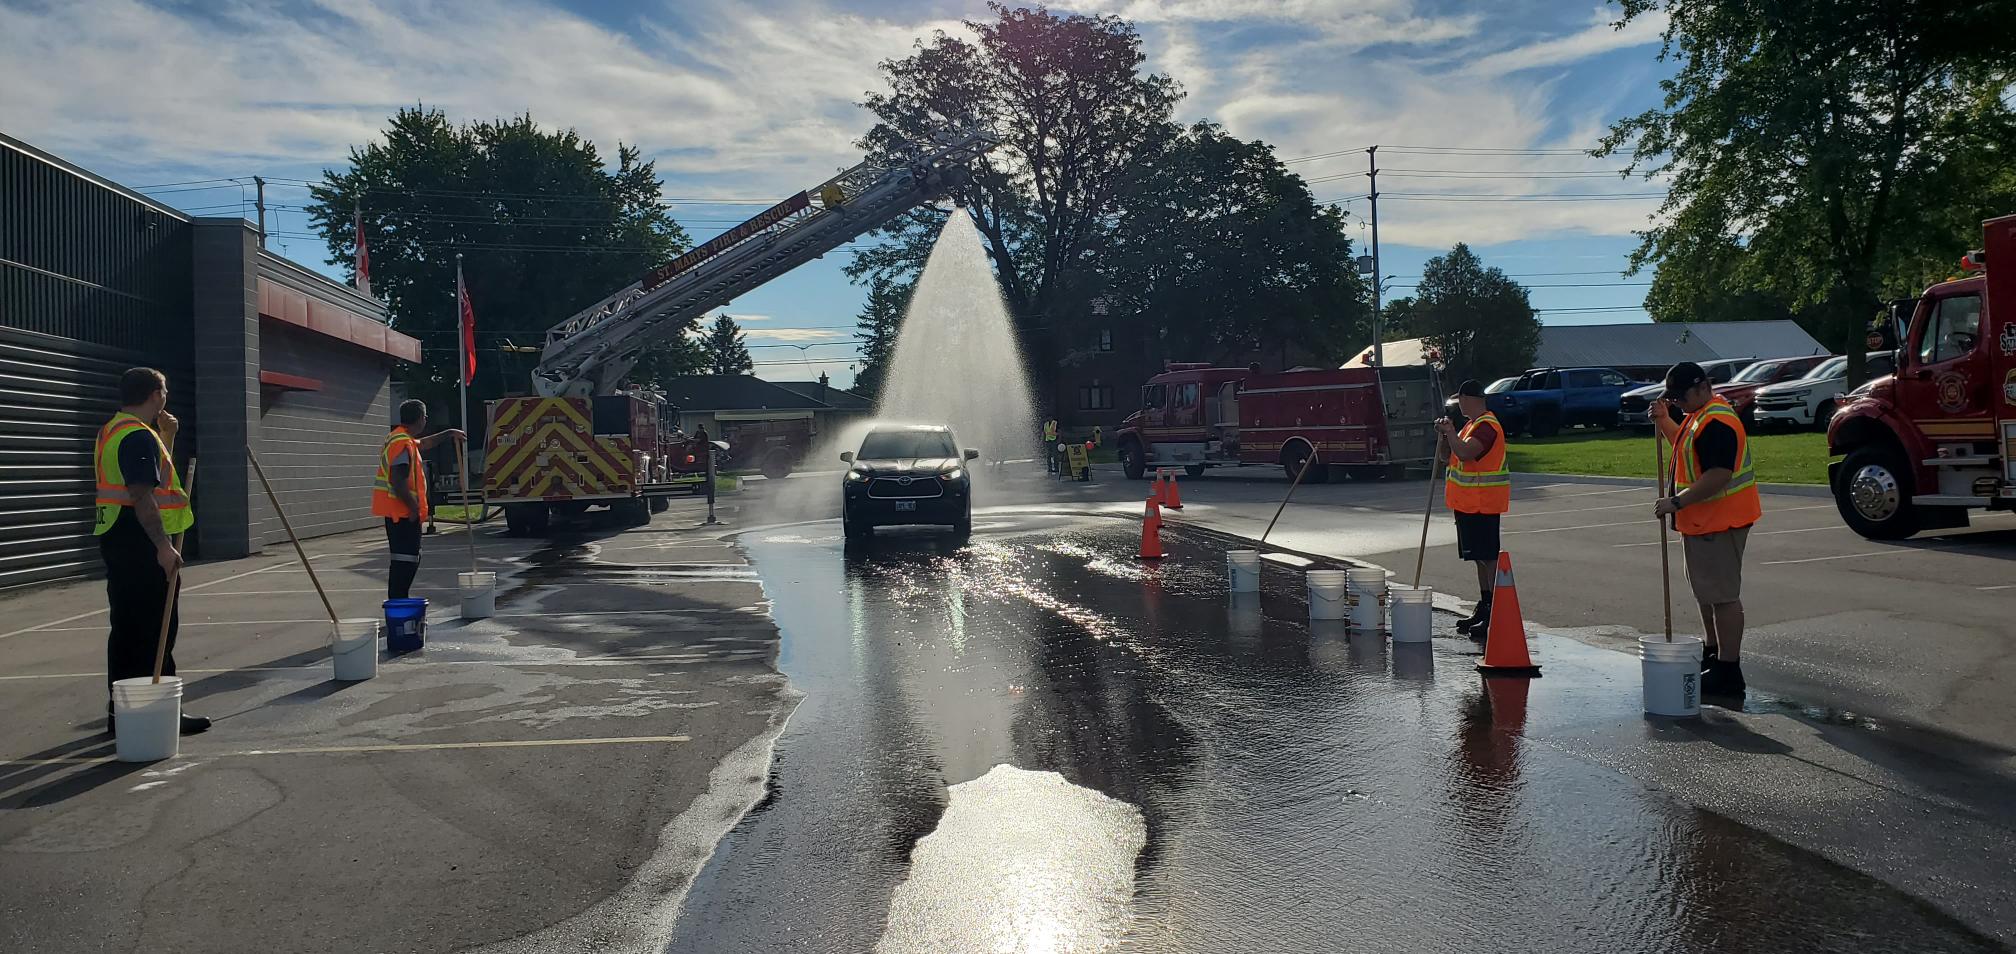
372, 400, 462, 601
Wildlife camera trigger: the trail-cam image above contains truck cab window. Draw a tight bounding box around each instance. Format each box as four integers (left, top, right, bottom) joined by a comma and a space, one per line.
1917, 294, 1982, 365
1176, 383, 1199, 409
1143, 384, 1166, 408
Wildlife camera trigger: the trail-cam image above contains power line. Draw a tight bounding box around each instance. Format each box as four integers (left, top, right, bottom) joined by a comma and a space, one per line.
1378, 192, 1665, 202
1532, 306, 1648, 313
1389, 280, 1652, 289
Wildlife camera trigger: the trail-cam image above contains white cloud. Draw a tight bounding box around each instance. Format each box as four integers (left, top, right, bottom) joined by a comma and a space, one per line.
1461, 7, 1670, 78
745, 327, 853, 343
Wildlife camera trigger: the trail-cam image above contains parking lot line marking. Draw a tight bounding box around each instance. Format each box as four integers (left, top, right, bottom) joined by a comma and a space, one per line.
2, 734, 694, 766
1506, 518, 1651, 535
1977, 584, 2016, 591
0, 653, 717, 681
1761, 549, 1931, 566
1511, 500, 1674, 519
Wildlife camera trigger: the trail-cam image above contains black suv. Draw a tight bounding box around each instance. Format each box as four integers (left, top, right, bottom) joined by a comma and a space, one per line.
841, 425, 979, 539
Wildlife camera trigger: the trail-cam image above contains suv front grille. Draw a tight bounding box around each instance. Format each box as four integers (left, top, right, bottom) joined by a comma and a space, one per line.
868, 476, 944, 499
1619, 395, 1649, 413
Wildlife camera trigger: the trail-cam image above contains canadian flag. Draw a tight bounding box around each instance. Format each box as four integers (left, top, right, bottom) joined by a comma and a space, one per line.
353, 208, 372, 297
457, 261, 476, 386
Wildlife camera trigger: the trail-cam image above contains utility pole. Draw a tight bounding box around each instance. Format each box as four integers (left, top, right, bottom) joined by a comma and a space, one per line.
1367, 146, 1383, 370
253, 176, 267, 248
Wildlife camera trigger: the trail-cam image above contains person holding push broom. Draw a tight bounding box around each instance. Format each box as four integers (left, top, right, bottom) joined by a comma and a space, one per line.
95, 368, 207, 735
373, 400, 463, 601
1434, 379, 1511, 638
1651, 361, 1762, 698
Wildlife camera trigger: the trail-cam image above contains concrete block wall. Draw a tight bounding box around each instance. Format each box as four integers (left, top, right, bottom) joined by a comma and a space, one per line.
255, 322, 393, 545
189, 219, 264, 560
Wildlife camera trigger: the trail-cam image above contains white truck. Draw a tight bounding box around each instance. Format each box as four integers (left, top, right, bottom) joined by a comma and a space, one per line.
1754, 351, 1896, 430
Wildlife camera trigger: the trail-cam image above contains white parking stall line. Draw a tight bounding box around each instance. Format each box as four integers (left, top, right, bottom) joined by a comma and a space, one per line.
1760, 549, 1932, 566
1977, 584, 2016, 592
1506, 518, 1650, 535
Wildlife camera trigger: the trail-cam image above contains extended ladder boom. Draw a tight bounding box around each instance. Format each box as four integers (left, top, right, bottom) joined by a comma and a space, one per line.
532, 131, 995, 397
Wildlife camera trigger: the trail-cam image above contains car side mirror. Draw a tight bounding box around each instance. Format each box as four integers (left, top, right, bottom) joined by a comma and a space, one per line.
964, 448, 980, 461
839, 451, 854, 463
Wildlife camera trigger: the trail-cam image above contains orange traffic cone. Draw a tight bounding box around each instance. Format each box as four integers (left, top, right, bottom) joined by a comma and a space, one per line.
1150, 469, 1168, 506
1476, 551, 1541, 677
1164, 470, 1184, 510
1138, 497, 1165, 560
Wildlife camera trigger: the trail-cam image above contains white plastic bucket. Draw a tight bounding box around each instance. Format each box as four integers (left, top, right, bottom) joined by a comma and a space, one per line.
1389, 584, 1434, 643
1346, 566, 1387, 631
1306, 569, 1349, 620
459, 571, 497, 620
331, 618, 380, 682
1226, 550, 1261, 593
1641, 635, 1705, 717
111, 676, 181, 762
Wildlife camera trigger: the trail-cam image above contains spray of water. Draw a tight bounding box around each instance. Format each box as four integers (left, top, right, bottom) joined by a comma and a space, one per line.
875, 212, 1038, 474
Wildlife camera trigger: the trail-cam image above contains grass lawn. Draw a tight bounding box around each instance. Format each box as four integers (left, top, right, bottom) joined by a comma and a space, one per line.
1505, 427, 1831, 485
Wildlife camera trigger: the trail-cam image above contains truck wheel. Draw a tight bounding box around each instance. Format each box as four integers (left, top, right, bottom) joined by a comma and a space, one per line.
1834, 445, 1919, 540
1528, 406, 1562, 438
505, 502, 549, 537
1185, 464, 1206, 478
1285, 443, 1329, 484
649, 495, 669, 514
761, 450, 793, 481
1120, 442, 1147, 480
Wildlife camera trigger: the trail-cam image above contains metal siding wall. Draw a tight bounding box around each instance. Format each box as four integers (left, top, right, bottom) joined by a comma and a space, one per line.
255, 322, 392, 544
0, 141, 195, 589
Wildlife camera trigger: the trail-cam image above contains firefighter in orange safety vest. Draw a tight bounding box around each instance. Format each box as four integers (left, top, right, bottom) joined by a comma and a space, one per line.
1434, 379, 1511, 638
372, 400, 463, 600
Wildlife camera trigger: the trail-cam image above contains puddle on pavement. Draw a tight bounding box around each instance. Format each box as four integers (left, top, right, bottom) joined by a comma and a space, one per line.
660, 514, 2004, 953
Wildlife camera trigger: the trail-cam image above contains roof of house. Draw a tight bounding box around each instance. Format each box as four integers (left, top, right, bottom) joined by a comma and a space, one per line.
1347, 321, 1829, 370
772, 380, 874, 411
656, 376, 833, 412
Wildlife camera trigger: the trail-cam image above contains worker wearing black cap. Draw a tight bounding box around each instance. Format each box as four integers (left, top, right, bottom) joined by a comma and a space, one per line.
1435, 379, 1510, 636
1651, 361, 1763, 697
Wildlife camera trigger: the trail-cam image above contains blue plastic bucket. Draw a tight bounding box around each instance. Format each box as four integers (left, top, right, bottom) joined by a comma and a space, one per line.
383, 598, 428, 653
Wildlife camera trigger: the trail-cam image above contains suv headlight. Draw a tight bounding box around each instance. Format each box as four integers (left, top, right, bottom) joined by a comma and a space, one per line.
845, 469, 868, 483
942, 466, 965, 482
1780, 388, 1812, 399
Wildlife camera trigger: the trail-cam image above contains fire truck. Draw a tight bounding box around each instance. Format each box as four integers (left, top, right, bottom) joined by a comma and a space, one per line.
1828, 213, 2016, 539
483, 132, 994, 535
1113, 362, 1442, 482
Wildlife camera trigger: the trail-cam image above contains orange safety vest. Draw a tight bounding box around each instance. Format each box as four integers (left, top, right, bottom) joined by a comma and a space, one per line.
1444, 412, 1510, 515
371, 426, 429, 519
93, 412, 193, 535
1672, 397, 1761, 536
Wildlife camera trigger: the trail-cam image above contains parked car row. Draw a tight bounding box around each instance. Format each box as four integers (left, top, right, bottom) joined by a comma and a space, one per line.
1617, 352, 1893, 433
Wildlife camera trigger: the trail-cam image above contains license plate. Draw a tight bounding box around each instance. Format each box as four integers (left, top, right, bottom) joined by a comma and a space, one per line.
894, 500, 916, 512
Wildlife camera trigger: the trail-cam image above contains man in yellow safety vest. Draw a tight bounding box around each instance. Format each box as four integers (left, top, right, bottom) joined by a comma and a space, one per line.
1652, 361, 1763, 697
372, 400, 463, 600
94, 367, 206, 734
1435, 379, 1511, 637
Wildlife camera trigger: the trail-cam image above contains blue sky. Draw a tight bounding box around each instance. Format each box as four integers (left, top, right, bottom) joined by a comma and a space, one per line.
0, 0, 1676, 388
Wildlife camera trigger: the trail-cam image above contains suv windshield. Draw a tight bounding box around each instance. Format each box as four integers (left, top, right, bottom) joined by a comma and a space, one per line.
1730, 360, 1787, 383
859, 430, 957, 459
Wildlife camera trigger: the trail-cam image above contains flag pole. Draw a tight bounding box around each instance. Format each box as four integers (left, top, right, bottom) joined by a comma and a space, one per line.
457, 255, 476, 571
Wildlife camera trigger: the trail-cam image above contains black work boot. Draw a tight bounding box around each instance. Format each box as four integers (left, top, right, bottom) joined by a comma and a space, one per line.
1700, 659, 1746, 697
1456, 597, 1492, 635
1701, 644, 1719, 670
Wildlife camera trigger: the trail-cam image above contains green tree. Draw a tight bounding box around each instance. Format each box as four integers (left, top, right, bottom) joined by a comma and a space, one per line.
1602, 0, 2016, 380
1098, 122, 1370, 365
305, 106, 689, 413
1408, 244, 1541, 386
704, 315, 753, 376
850, 4, 1183, 380
851, 274, 913, 400
629, 337, 709, 390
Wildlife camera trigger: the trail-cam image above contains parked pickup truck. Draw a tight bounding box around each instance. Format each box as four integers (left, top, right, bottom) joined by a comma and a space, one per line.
1753, 351, 1895, 430
1489, 366, 1644, 437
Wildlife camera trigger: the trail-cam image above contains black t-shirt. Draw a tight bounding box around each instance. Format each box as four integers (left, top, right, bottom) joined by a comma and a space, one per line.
1691, 419, 1738, 473
101, 427, 163, 547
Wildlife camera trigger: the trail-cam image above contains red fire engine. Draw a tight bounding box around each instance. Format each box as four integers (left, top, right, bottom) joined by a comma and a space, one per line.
1828, 214, 2016, 538
1113, 362, 1442, 482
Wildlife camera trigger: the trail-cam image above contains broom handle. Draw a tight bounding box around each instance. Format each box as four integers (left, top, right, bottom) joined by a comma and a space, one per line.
1260, 453, 1316, 545
1655, 425, 1673, 642
150, 458, 194, 684
247, 445, 340, 627
1414, 434, 1443, 587
455, 435, 476, 571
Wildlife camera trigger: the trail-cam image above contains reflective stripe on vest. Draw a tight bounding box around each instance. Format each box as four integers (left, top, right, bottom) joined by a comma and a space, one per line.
371, 428, 428, 519
93, 412, 193, 536
1445, 413, 1510, 515
1673, 397, 1762, 536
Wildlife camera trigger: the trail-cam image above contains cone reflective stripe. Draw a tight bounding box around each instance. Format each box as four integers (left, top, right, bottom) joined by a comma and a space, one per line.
1477, 551, 1541, 676
1138, 497, 1165, 560
1151, 470, 1168, 506
1164, 470, 1184, 510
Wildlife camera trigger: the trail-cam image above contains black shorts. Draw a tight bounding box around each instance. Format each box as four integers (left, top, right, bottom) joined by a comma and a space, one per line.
1453, 511, 1501, 563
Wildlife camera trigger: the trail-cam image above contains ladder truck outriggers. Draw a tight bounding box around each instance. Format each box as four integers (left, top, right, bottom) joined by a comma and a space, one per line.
484, 132, 995, 535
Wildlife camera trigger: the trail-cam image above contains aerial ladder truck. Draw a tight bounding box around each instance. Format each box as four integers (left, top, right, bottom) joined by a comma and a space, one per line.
484, 132, 994, 535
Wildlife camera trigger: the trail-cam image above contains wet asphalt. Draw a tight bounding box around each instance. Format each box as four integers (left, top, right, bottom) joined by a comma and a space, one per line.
665, 511, 2008, 953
